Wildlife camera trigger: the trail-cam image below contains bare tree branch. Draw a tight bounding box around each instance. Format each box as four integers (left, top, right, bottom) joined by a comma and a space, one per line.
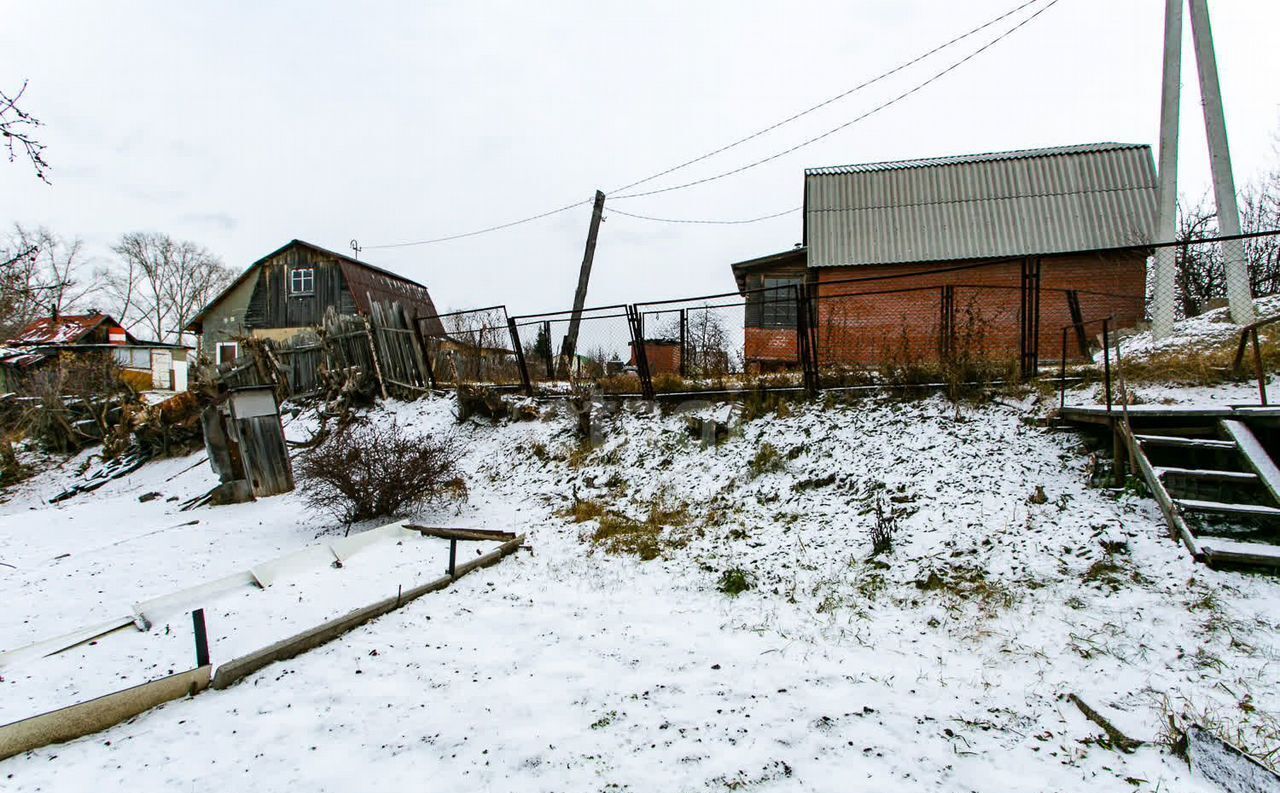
1, 81, 50, 184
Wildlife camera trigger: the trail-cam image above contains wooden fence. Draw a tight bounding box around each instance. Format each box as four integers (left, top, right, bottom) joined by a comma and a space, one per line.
205, 300, 438, 401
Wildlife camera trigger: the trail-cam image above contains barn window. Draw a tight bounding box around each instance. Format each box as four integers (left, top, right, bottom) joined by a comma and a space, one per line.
755, 277, 801, 328
216, 342, 239, 364
290, 267, 315, 295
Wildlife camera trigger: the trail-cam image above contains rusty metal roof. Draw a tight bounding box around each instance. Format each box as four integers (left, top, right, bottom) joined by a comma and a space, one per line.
8, 313, 132, 346
186, 240, 444, 334
804, 142, 1156, 267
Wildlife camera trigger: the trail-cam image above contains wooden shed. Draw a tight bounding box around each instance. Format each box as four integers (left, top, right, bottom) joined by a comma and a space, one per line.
185, 240, 445, 364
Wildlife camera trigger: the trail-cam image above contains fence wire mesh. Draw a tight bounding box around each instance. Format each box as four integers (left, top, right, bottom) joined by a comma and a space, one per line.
201, 230, 1280, 405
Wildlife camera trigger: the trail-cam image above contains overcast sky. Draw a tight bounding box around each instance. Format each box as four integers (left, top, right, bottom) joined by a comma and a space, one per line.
2, 0, 1278, 316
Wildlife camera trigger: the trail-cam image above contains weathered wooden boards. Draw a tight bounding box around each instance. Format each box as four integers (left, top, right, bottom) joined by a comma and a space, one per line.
199, 386, 294, 503
1187, 725, 1280, 793
403, 525, 517, 542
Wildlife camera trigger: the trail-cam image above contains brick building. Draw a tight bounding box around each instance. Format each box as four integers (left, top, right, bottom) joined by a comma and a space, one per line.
732, 143, 1156, 371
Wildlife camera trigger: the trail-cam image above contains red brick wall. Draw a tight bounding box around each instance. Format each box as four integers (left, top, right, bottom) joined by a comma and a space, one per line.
630, 341, 682, 375
744, 327, 800, 370
810, 252, 1146, 367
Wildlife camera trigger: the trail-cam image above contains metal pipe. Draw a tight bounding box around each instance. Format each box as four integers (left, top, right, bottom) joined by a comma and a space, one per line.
1059, 327, 1067, 411
1251, 327, 1266, 406
1102, 318, 1112, 415
192, 609, 210, 668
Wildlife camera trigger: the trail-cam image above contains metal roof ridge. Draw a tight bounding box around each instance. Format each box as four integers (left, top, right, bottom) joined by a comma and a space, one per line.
804, 142, 1149, 176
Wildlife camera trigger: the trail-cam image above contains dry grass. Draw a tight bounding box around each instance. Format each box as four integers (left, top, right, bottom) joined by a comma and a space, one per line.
1118, 328, 1280, 386
568, 496, 690, 561
749, 442, 785, 478
914, 564, 1015, 614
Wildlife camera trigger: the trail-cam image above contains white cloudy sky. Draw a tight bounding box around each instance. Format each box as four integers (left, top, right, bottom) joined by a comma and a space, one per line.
2, 0, 1278, 316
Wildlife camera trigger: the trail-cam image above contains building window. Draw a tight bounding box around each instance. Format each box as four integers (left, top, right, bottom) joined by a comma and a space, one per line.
290, 267, 315, 295
216, 342, 239, 365
113, 347, 152, 370
754, 276, 801, 328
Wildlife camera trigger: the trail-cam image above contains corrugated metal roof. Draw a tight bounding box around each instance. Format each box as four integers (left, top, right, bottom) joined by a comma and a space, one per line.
805, 143, 1156, 267
8, 314, 131, 346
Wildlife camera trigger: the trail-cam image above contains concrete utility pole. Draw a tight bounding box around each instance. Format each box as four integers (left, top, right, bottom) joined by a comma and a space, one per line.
1150, 0, 1182, 339
1187, 0, 1253, 325
559, 190, 606, 377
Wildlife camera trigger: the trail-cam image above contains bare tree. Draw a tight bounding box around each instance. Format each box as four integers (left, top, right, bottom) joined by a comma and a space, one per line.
1241, 166, 1280, 298
106, 232, 234, 343
443, 307, 507, 351
685, 305, 732, 376
1172, 195, 1225, 319
1, 81, 49, 183
0, 225, 93, 338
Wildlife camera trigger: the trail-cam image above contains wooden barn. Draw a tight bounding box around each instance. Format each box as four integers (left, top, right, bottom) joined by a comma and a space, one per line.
733, 143, 1156, 372
185, 239, 445, 364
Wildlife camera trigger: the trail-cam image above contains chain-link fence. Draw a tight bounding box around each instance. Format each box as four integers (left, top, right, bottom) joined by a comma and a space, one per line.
508, 305, 636, 393
203, 230, 1280, 405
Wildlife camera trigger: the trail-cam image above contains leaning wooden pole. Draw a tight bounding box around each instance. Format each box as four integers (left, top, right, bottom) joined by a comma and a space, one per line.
559, 190, 606, 378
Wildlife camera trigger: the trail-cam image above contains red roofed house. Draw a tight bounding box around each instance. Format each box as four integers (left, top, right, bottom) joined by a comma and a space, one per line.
0, 313, 191, 392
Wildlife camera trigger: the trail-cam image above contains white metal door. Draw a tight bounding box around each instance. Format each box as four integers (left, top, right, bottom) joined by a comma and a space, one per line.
151, 350, 172, 389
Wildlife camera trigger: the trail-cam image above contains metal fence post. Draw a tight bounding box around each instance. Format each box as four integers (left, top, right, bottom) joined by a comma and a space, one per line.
1102, 318, 1113, 415
679, 309, 688, 378
1059, 327, 1068, 411
507, 317, 534, 397
542, 321, 554, 380
795, 283, 818, 397
626, 305, 655, 399
192, 608, 210, 668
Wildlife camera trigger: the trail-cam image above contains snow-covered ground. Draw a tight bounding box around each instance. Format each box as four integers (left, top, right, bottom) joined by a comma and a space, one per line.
2, 393, 1278, 791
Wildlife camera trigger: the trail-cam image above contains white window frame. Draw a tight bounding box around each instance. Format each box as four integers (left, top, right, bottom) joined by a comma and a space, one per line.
216, 342, 239, 365
290, 267, 315, 296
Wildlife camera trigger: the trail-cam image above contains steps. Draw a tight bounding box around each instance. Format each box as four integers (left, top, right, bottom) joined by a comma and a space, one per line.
1121, 416, 1280, 571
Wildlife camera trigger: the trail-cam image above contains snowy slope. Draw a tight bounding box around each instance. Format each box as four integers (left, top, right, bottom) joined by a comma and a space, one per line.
1, 394, 1278, 791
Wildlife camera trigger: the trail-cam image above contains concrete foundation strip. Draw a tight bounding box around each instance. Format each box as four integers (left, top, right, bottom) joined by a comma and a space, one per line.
211, 534, 524, 689
0, 522, 422, 666
0, 665, 212, 761
0, 534, 525, 761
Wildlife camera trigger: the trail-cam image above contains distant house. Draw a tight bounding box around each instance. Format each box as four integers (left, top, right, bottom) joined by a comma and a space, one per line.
732, 142, 1156, 371
185, 239, 445, 364
0, 313, 191, 392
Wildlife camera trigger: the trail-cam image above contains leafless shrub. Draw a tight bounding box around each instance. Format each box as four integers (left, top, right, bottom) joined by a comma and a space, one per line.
868, 497, 898, 557
296, 419, 467, 525
15, 352, 137, 456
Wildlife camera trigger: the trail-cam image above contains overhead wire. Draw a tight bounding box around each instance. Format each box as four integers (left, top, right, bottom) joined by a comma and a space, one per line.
365, 0, 1061, 247
605, 0, 1048, 197
605, 205, 800, 225
610, 0, 1063, 200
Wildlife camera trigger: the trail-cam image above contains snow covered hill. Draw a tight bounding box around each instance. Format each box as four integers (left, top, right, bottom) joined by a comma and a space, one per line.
1, 393, 1278, 791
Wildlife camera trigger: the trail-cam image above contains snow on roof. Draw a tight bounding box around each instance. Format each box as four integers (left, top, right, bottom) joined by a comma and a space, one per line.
8, 314, 116, 346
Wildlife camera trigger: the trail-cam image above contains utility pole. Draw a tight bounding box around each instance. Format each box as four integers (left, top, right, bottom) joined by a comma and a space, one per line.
559, 190, 606, 378
1187, 0, 1253, 325
1150, 0, 1182, 339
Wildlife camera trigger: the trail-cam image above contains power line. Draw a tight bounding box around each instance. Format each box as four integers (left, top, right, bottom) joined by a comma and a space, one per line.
366, 0, 1061, 248
606, 0, 1048, 197
612, 0, 1063, 200
606, 205, 800, 225
364, 197, 593, 250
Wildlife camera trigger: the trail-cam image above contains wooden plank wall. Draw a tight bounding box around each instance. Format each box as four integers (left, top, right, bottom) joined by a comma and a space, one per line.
207, 301, 435, 401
